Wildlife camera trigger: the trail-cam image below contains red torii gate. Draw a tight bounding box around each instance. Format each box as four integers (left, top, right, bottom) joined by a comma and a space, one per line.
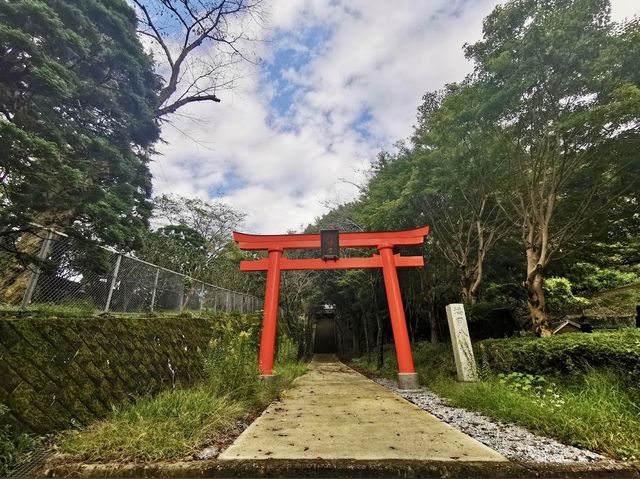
233, 226, 429, 390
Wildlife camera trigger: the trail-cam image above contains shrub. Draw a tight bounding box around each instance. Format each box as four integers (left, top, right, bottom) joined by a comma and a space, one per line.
205, 329, 261, 399
477, 329, 640, 379
204, 311, 298, 400
543, 277, 590, 317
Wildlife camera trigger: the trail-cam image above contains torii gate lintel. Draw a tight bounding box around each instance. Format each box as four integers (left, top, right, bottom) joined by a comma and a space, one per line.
233, 226, 429, 391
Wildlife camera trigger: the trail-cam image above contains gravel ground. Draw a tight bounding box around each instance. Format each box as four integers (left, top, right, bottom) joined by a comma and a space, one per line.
374, 377, 606, 463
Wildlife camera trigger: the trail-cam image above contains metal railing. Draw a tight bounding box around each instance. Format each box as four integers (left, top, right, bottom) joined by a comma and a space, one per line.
0, 226, 263, 314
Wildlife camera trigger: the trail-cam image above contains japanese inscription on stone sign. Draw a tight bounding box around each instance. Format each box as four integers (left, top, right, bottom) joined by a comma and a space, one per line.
445, 303, 478, 382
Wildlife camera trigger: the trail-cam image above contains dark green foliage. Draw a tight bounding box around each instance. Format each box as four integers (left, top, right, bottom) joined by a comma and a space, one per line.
0, 0, 160, 248
466, 302, 521, 339
477, 329, 640, 378
567, 263, 640, 295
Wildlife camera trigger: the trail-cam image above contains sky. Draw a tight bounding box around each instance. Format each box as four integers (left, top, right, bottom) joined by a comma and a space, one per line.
150, 0, 640, 234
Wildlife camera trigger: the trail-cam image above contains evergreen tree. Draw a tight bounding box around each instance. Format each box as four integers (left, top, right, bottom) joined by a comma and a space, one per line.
0, 0, 160, 248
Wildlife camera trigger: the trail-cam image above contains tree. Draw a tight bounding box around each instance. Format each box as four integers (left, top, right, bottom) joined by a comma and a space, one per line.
132, 0, 263, 118
465, 0, 640, 335
0, 0, 160, 301
0, 0, 160, 242
408, 84, 509, 305
141, 194, 245, 280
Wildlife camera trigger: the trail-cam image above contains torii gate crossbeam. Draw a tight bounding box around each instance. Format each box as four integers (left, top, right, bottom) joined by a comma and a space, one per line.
233, 226, 429, 390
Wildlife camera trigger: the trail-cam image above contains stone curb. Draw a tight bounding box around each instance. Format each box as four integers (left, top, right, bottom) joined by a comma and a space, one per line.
41, 457, 640, 478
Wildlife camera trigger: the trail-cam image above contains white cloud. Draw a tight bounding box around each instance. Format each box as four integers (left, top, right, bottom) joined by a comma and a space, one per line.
150, 0, 640, 234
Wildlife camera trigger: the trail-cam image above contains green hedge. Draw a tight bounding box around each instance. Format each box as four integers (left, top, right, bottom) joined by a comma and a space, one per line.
0, 313, 249, 433
477, 329, 640, 378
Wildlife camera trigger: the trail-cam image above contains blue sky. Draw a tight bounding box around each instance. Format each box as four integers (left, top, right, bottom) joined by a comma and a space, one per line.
151, 0, 639, 234
263, 24, 333, 121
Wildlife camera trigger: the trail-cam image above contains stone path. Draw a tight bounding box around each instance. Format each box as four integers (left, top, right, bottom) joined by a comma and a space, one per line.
219, 356, 505, 461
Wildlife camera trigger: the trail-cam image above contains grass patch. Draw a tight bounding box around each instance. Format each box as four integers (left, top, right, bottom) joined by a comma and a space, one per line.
354, 336, 640, 460
57, 316, 307, 462
0, 405, 40, 476
58, 363, 305, 461
433, 370, 640, 460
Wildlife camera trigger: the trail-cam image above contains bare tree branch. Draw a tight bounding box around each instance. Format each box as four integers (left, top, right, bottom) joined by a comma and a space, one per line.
132, 0, 264, 119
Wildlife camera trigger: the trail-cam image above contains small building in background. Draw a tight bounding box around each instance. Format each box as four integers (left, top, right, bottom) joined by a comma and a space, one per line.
553, 320, 582, 335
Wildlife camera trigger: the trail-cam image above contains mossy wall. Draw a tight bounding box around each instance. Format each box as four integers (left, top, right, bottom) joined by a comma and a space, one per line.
0, 315, 218, 433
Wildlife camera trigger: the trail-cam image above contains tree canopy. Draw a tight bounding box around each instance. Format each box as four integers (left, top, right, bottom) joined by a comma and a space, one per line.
0, 0, 160, 248
302, 0, 639, 342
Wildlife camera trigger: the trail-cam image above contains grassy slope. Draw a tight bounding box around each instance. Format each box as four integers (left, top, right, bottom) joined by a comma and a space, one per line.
586, 287, 640, 318
354, 333, 640, 460
59, 361, 306, 461
52, 312, 307, 462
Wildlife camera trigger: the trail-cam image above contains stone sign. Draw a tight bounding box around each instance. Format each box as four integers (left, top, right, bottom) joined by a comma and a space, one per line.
445, 303, 478, 382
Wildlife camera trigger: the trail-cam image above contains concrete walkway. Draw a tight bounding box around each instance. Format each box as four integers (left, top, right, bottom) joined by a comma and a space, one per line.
219, 356, 506, 461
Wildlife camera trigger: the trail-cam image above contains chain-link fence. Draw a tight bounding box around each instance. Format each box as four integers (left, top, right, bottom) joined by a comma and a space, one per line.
0, 227, 263, 314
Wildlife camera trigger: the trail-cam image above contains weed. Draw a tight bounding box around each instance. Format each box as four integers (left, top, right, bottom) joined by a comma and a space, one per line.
0, 405, 39, 476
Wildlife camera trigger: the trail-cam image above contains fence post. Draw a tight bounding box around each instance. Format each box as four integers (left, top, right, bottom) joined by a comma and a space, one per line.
104, 254, 122, 313
150, 267, 160, 311
225, 291, 230, 311
21, 230, 54, 309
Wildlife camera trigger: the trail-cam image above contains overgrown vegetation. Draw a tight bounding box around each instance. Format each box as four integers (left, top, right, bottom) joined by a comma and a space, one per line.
0, 405, 39, 477
57, 314, 306, 461
354, 331, 640, 460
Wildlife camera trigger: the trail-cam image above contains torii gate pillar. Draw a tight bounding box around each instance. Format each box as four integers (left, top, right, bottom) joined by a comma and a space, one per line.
234, 226, 429, 390
260, 248, 283, 378
378, 244, 416, 380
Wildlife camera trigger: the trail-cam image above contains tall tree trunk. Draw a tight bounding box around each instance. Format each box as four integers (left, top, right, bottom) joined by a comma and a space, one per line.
373, 285, 384, 369
461, 264, 482, 305
0, 230, 48, 303
461, 282, 472, 305
524, 237, 552, 336
526, 271, 552, 336
1, 212, 75, 304
523, 213, 553, 336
